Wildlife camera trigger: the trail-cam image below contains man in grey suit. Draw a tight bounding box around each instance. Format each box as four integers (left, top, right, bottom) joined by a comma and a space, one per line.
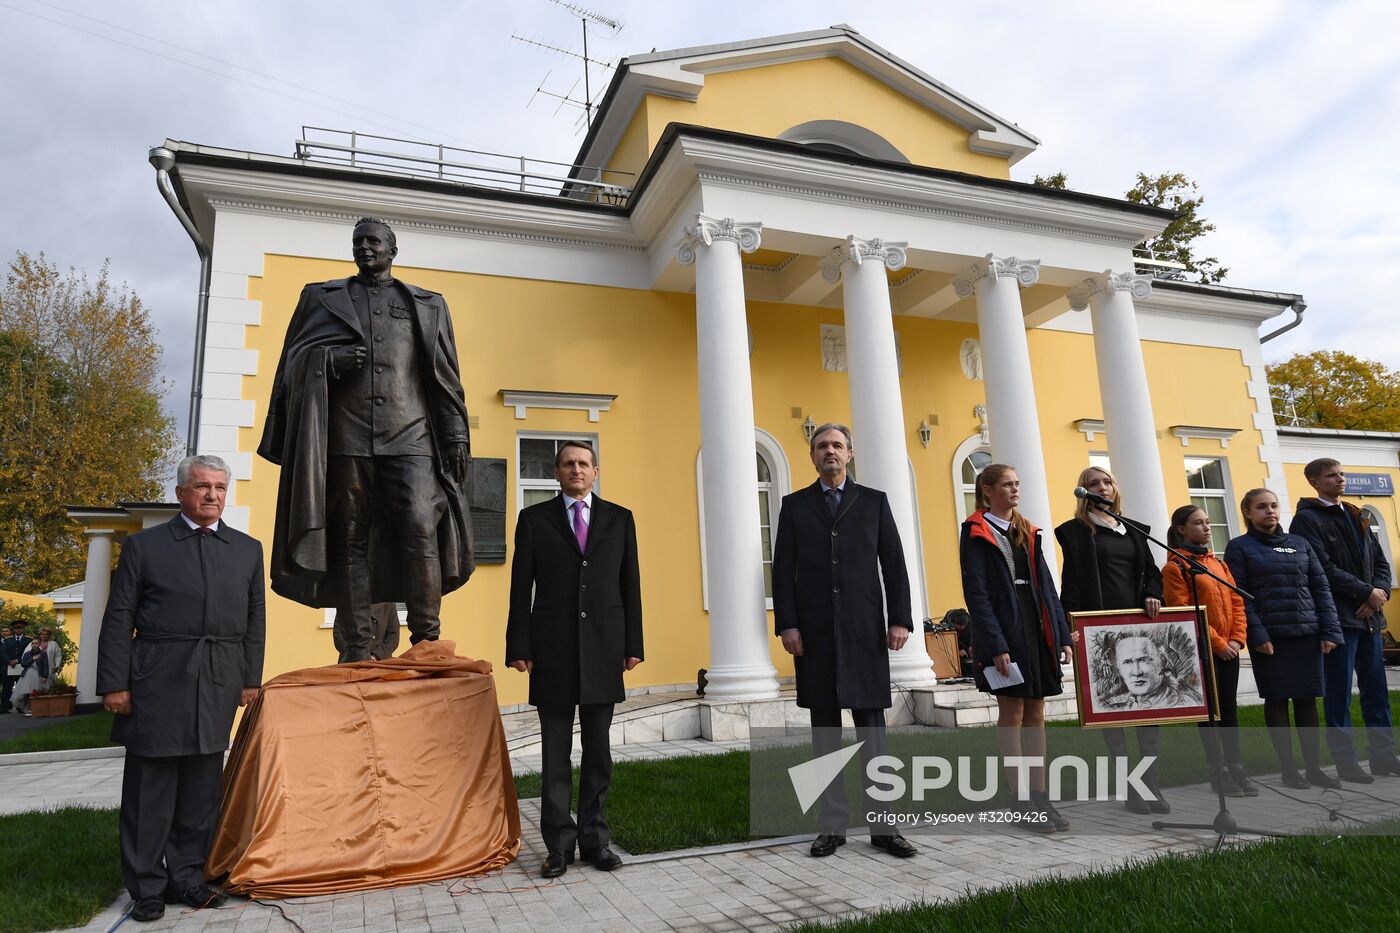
98, 455, 265, 923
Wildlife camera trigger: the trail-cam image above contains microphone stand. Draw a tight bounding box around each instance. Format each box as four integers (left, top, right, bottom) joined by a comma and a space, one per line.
1084, 498, 1285, 851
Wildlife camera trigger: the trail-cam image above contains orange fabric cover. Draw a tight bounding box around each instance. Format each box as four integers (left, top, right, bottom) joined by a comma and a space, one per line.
207, 640, 520, 897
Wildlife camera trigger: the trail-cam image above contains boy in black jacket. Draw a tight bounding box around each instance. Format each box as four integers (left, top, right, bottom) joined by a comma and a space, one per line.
1290, 458, 1399, 780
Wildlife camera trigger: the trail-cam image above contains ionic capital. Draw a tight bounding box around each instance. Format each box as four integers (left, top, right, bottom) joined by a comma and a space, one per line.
952, 254, 1041, 298
818, 235, 908, 283
1067, 269, 1153, 311
675, 214, 762, 266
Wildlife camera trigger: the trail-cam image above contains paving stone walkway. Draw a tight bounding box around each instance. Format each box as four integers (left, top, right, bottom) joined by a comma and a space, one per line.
36, 748, 1400, 933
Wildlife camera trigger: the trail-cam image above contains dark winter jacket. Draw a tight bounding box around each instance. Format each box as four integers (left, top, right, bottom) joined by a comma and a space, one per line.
1290, 498, 1393, 632
960, 511, 1072, 671
1054, 517, 1163, 614
1223, 527, 1343, 648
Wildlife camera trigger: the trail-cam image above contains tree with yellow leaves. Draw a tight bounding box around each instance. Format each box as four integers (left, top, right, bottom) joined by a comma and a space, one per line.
0, 252, 178, 593
1267, 350, 1400, 432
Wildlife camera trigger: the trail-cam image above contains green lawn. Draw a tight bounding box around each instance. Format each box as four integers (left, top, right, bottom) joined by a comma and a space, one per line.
513, 693, 1400, 853
0, 712, 116, 755
793, 820, 1400, 932
0, 808, 121, 933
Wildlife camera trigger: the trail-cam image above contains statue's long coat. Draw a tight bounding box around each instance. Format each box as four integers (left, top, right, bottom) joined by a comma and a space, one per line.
256, 277, 475, 607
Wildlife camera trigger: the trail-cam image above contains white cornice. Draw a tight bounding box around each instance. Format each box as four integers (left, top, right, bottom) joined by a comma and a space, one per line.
181, 164, 640, 254
499, 390, 617, 423
1134, 287, 1288, 327
1074, 418, 1106, 443
1170, 425, 1241, 448
674, 136, 1165, 247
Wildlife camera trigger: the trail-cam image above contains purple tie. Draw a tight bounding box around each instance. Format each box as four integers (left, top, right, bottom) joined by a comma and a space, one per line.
572, 500, 588, 553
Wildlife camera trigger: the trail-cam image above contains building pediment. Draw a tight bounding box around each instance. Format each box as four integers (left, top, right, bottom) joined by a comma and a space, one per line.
575, 25, 1039, 182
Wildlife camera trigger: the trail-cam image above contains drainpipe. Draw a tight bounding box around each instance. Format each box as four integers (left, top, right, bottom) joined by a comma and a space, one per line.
148, 146, 211, 456
1260, 298, 1306, 344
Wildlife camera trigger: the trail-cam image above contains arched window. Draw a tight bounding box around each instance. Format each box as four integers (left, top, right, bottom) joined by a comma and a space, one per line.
951, 434, 993, 524
778, 120, 911, 164
757, 448, 775, 598
1362, 506, 1397, 587
697, 429, 792, 609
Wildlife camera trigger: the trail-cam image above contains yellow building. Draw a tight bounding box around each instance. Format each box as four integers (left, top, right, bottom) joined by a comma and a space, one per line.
70, 26, 1399, 709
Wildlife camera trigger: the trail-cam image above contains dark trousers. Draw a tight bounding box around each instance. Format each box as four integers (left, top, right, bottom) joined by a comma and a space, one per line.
538, 703, 614, 855
328, 455, 445, 661
0, 674, 15, 712
119, 752, 224, 900
1323, 627, 1396, 766
1102, 725, 1161, 779
809, 701, 891, 835
1198, 655, 1242, 770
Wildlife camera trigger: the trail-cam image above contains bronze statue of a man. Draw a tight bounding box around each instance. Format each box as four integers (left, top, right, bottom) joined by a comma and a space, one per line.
258, 217, 474, 662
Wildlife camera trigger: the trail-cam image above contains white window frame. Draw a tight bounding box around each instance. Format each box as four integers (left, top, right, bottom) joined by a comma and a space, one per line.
516, 431, 600, 512
951, 433, 993, 527
697, 428, 792, 611
1184, 455, 1238, 556
1360, 505, 1397, 587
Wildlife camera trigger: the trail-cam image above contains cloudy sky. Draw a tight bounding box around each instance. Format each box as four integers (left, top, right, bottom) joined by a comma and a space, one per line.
4, 0, 1394, 441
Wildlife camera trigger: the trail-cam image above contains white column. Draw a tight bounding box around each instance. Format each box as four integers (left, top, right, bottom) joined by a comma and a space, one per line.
75, 529, 116, 705
676, 215, 780, 700
820, 236, 936, 688
953, 255, 1057, 577
1069, 271, 1170, 546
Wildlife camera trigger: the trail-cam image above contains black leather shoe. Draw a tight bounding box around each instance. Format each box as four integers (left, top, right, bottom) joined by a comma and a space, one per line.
870, 833, 917, 857
164, 884, 227, 910
130, 896, 165, 922
1124, 786, 1151, 814
1281, 769, 1310, 789
1145, 788, 1171, 815
1370, 758, 1400, 777
1229, 769, 1260, 797
1032, 792, 1069, 831
1337, 761, 1375, 784
581, 845, 623, 871
809, 833, 845, 857
1306, 768, 1342, 790
540, 849, 572, 878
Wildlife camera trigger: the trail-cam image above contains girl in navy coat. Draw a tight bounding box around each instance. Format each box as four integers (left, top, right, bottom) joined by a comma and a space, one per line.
1224, 488, 1344, 788
961, 464, 1073, 831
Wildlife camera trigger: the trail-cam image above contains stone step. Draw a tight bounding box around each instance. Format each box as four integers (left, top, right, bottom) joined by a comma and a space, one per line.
928, 695, 1079, 728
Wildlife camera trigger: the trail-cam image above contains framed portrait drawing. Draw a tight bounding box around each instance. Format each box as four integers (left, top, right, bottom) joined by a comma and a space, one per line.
1070, 608, 1215, 727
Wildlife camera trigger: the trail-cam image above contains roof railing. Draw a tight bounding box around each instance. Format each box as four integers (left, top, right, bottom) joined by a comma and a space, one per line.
294, 126, 633, 204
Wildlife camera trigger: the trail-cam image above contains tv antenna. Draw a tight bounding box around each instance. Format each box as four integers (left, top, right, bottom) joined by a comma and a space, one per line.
514, 0, 623, 129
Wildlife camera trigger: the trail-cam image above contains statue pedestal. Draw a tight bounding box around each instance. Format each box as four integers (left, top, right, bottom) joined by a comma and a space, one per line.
207, 641, 519, 897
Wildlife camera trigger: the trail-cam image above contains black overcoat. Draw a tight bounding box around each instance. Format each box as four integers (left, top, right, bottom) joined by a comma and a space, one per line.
505, 495, 644, 707
96, 517, 266, 757
959, 511, 1072, 671
772, 481, 913, 711
1054, 517, 1164, 614
256, 278, 474, 608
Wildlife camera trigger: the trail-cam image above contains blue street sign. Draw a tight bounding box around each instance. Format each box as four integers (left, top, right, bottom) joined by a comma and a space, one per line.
1346, 473, 1395, 496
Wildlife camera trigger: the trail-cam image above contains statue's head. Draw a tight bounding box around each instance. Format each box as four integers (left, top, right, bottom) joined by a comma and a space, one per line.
352, 217, 398, 276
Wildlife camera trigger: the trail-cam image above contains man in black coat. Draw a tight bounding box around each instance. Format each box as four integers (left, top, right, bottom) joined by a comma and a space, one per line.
97, 455, 266, 923
1290, 458, 1399, 780
505, 441, 643, 878
772, 423, 917, 859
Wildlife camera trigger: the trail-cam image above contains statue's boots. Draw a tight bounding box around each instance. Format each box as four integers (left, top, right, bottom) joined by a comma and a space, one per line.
405, 557, 443, 645
335, 562, 374, 663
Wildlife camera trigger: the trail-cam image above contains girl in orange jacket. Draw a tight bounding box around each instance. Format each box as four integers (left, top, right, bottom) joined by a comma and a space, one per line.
1164, 504, 1257, 797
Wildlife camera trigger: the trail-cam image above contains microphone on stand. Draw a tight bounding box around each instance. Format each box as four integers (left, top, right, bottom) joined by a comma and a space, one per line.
1073, 486, 1115, 509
